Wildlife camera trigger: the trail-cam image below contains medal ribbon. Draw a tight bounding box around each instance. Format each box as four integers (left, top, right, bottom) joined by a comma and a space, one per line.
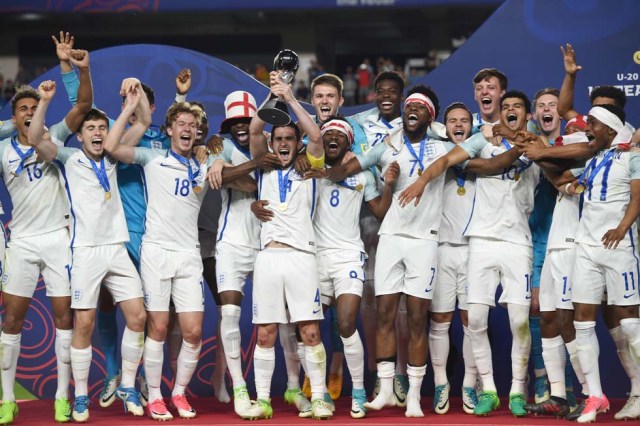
88, 156, 110, 194
10, 136, 34, 176
170, 150, 201, 188
403, 134, 427, 174
453, 166, 466, 189
578, 148, 616, 193
278, 167, 293, 204
379, 114, 393, 129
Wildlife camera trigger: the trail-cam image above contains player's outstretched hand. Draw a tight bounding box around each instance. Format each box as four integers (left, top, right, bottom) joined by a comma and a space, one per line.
602, 227, 625, 249
255, 152, 281, 172
52, 31, 74, 62
304, 167, 328, 180
561, 43, 582, 76
251, 200, 274, 222
207, 159, 226, 190
398, 178, 427, 208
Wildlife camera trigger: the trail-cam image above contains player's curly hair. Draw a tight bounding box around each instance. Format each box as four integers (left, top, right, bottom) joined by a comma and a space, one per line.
590, 86, 626, 108
406, 85, 440, 119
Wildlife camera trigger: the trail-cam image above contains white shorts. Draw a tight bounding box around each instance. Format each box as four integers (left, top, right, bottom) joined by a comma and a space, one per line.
467, 237, 533, 307
374, 235, 438, 300
540, 247, 576, 312
252, 248, 323, 324
2, 228, 71, 298
140, 244, 205, 313
199, 229, 216, 259
572, 243, 640, 306
70, 243, 142, 309
215, 241, 258, 296
431, 244, 469, 313
318, 249, 365, 305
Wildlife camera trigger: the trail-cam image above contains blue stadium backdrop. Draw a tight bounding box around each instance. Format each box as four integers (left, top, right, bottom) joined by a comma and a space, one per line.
0, 0, 639, 400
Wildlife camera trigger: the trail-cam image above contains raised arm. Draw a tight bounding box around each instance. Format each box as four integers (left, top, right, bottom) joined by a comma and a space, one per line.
558, 43, 582, 121
175, 68, 191, 103
398, 145, 471, 207
63, 49, 93, 132
120, 77, 152, 147
366, 162, 399, 221
52, 31, 74, 74
270, 72, 322, 159
27, 81, 60, 162
249, 101, 269, 159
103, 84, 142, 164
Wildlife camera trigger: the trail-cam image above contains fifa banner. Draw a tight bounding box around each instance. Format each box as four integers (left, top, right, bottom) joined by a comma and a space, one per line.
0, 0, 639, 399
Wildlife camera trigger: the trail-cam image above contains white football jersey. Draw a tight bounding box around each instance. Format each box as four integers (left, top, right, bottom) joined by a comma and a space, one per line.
547, 191, 580, 250
361, 113, 403, 153
358, 127, 455, 241
573, 150, 640, 248
215, 139, 259, 249
439, 167, 476, 245
257, 165, 318, 253
459, 133, 541, 247
134, 148, 209, 254
55, 147, 128, 247
0, 121, 72, 238
314, 169, 378, 253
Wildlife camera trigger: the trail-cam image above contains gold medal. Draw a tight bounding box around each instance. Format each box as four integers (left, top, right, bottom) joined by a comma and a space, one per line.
105, 191, 112, 201
457, 186, 466, 196
575, 184, 585, 194
278, 203, 288, 212
193, 185, 202, 193
417, 169, 423, 176
355, 184, 363, 192
514, 172, 520, 181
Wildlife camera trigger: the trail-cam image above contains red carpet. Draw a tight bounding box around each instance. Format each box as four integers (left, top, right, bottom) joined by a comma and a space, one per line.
14, 397, 627, 425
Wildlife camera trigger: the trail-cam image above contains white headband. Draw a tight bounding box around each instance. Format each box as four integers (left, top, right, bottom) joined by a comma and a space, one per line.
404, 93, 435, 119
321, 119, 354, 144
588, 106, 632, 150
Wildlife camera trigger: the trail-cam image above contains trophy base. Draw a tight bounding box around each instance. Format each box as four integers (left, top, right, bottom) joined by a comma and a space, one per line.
258, 99, 292, 126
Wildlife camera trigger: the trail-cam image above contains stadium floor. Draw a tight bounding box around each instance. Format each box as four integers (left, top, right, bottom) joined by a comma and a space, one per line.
15, 396, 627, 425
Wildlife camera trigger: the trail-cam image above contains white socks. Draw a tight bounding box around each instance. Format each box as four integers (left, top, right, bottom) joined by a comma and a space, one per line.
566, 339, 588, 396
173, 339, 202, 397
221, 305, 245, 388
279, 323, 301, 390
253, 346, 275, 401
468, 304, 496, 392
507, 303, 531, 395
304, 343, 327, 401
70, 345, 92, 398
462, 325, 478, 388
542, 335, 567, 399
365, 361, 396, 410
341, 331, 365, 390
575, 321, 602, 398
611, 324, 640, 395
0, 332, 21, 402
120, 327, 144, 389
144, 337, 165, 402
55, 329, 72, 400
429, 320, 450, 386
406, 364, 426, 417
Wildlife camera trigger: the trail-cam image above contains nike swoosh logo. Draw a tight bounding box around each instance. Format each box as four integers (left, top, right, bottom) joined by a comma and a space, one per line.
624, 293, 635, 299
8, 159, 19, 163
312, 309, 320, 314
100, 390, 116, 403
394, 389, 406, 403
525, 295, 532, 299
425, 288, 433, 293
561, 298, 571, 302
437, 398, 449, 411
463, 401, 474, 411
